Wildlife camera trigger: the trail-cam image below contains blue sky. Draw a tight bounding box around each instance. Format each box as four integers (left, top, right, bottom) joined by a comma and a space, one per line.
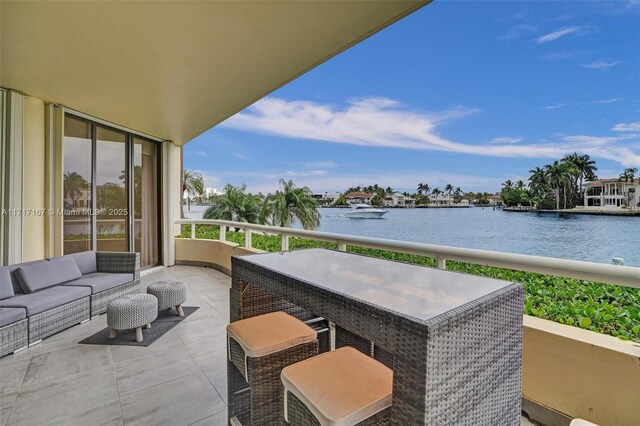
184, 0, 640, 194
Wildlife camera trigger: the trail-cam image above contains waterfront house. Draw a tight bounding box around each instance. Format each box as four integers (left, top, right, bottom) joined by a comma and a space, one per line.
583, 179, 640, 210
429, 193, 470, 207
345, 191, 373, 204
383, 191, 414, 207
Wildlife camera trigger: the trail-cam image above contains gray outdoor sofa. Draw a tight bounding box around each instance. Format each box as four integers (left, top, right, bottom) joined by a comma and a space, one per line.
0, 251, 140, 356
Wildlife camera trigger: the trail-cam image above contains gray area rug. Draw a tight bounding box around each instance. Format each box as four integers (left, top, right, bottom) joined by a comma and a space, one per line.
79, 306, 199, 347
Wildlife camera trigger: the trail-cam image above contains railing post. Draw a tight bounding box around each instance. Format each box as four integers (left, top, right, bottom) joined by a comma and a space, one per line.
281, 234, 289, 251
337, 242, 347, 252
244, 229, 252, 249
219, 225, 226, 242
436, 256, 446, 270
190, 223, 195, 239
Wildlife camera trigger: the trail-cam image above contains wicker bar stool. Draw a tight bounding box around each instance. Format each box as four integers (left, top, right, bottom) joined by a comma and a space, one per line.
281, 347, 393, 426
227, 311, 319, 426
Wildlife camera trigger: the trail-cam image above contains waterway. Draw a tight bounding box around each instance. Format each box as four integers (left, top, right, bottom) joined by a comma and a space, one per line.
184, 206, 640, 267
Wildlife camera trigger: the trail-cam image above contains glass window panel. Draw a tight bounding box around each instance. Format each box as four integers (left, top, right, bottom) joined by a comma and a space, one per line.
96, 125, 128, 252
134, 137, 158, 267
63, 115, 92, 254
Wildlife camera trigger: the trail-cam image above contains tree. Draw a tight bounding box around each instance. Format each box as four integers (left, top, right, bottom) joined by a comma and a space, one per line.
619, 167, 638, 183
502, 180, 514, 191
444, 184, 454, 195
63, 171, 88, 208
515, 180, 526, 190
572, 154, 598, 194
182, 169, 204, 215
203, 184, 262, 224
371, 193, 383, 206
545, 161, 571, 210
417, 183, 430, 195
528, 167, 548, 198
260, 179, 320, 230
385, 186, 393, 195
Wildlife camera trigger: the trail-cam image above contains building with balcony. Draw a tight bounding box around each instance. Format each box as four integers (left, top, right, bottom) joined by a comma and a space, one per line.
583, 179, 640, 210
344, 191, 373, 204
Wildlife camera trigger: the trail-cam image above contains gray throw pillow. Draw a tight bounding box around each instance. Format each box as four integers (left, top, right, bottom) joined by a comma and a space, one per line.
15, 257, 82, 293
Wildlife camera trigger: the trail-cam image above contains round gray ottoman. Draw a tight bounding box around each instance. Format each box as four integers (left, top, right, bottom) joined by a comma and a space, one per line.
147, 280, 187, 317
107, 294, 158, 342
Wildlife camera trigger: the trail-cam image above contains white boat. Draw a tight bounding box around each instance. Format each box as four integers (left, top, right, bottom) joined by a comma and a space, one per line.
345, 204, 387, 219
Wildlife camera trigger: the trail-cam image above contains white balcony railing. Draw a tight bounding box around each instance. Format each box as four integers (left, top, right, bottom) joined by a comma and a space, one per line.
175, 219, 640, 289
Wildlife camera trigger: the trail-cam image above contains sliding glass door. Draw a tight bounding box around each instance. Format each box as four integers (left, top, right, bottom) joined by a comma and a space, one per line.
63, 114, 161, 267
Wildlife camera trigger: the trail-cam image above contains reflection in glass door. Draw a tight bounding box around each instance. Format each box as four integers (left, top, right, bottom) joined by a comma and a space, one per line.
63, 115, 93, 254
62, 114, 161, 267
96, 126, 128, 252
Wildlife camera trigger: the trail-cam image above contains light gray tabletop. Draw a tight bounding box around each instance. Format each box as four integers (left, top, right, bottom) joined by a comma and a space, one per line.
242, 248, 515, 322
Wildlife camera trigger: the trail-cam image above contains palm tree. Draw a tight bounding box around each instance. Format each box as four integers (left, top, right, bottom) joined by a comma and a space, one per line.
385, 186, 393, 195
260, 179, 320, 230
182, 169, 204, 215
619, 167, 638, 183
203, 184, 262, 224
515, 180, 526, 190
502, 180, 514, 191
63, 171, 88, 207
444, 184, 454, 195
417, 183, 430, 196
562, 153, 598, 197
528, 167, 547, 198
545, 161, 571, 210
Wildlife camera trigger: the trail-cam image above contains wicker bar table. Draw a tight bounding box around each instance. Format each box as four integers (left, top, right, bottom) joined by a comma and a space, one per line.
229, 248, 524, 426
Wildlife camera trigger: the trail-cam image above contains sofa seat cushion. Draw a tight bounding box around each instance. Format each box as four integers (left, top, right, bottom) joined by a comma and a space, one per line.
0, 307, 26, 327
0, 267, 14, 300
63, 272, 133, 294
15, 257, 82, 294
52, 251, 97, 275
0, 286, 91, 316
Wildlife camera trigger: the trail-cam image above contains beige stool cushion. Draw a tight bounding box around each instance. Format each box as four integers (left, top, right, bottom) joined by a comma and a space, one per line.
227, 311, 316, 358
281, 346, 393, 426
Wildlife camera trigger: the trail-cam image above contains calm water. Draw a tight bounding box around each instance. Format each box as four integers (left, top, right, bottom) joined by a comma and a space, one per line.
185, 206, 640, 266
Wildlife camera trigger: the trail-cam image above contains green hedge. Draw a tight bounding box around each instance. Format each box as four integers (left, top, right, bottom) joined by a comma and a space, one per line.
179, 225, 640, 342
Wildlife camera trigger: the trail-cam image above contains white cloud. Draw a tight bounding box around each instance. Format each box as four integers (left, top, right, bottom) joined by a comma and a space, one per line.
195, 150, 208, 157
612, 122, 640, 132
582, 60, 620, 69
232, 153, 248, 160
498, 24, 537, 41
543, 98, 621, 110
541, 50, 591, 61
221, 97, 640, 167
490, 137, 523, 144
535, 26, 584, 43
302, 161, 337, 168
285, 170, 327, 177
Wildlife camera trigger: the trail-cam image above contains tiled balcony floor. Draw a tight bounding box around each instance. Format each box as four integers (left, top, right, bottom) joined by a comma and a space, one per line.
0, 266, 536, 426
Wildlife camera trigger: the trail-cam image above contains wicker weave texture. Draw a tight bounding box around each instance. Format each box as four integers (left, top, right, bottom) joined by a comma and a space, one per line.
227, 333, 318, 426
107, 294, 158, 330
96, 252, 140, 279
0, 318, 28, 357
285, 390, 391, 426
92, 279, 140, 316
231, 254, 524, 426
28, 297, 90, 344
147, 280, 187, 310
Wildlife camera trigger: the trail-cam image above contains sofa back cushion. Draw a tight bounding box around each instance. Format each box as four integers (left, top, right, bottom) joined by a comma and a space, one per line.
66, 251, 97, 275
0, 267, 13, 299
15, 257, 82, 294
